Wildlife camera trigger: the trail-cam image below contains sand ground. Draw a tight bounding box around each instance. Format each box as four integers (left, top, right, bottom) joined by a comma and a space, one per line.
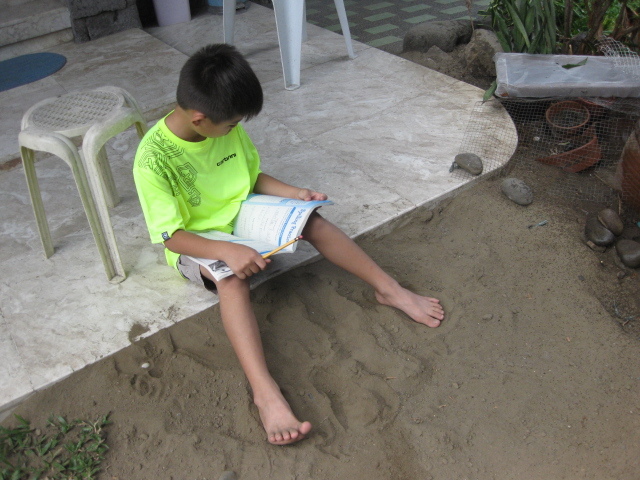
3, 158, 640, 480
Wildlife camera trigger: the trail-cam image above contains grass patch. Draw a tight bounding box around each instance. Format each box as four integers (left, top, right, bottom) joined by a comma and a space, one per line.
1, 414, 110, 480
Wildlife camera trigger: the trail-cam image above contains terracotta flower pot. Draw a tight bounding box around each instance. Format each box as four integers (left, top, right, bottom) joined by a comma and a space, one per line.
537, 125, 601, 173
578, 97, 614, 121
546, 100, 590, 139
620, 124, 640, 212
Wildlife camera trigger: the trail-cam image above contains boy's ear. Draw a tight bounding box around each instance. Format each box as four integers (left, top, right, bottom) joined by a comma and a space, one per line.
190, 110, 207, 126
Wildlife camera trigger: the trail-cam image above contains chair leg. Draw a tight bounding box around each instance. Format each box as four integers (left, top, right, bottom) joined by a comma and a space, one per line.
20, 146, 54, 258
302, 0, 308, 42
223, 0, 236, 44
333, 0, 356, 59
20, 129, 126, 282
72, 150, 126, 283
96, 146, 119, 208
273, 0, 305, 90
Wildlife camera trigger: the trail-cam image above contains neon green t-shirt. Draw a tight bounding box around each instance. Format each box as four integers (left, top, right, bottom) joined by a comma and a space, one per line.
133, 114, 261, 269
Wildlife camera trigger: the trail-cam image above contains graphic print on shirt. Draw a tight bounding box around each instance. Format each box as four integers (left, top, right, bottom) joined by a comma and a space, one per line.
137, 129, 201, 207
176, 162, 200, 206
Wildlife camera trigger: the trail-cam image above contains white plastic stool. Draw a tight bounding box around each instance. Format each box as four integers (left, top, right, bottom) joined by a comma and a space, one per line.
19, 86, 148, 283
223, 0, 356, 90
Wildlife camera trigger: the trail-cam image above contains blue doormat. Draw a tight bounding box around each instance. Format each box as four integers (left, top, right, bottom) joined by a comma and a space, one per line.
0, 52, 67, 92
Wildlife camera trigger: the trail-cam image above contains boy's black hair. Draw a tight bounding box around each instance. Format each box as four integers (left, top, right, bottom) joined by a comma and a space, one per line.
176, 44, 263, 123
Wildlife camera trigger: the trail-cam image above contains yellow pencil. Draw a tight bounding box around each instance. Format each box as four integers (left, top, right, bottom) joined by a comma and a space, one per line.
262, 235, 303, 259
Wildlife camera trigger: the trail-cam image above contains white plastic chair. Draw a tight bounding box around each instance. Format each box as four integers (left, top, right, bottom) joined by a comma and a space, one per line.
19, 86, 148, 283
223, 0, 356, 90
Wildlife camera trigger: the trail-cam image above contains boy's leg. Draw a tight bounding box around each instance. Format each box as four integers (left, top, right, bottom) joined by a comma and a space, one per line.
302, 213, 444, 327
203, 267, 312, 445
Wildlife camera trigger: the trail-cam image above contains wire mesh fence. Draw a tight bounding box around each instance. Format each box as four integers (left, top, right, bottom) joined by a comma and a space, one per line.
454, 38, 640, 215
455, 97, 640, 213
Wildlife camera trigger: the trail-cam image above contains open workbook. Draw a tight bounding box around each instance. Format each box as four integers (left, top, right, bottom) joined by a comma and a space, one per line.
187, 194, 333, 281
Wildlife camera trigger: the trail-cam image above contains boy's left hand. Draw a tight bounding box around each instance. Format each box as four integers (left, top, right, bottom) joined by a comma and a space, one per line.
298, 188, 328, 202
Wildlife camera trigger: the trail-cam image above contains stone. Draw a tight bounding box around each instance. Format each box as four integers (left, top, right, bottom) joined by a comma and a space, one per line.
585, 214, 615, 246
85, 5, 141, 40
501, 178, 533, 206
597, 208, 624, 236
70, 1, 141, 42
69, 0, 128, 19
403, 20, 473, 53
615, 239, 640, 268
586, 240, 606, 253
454, 153, 483, 175
464, 29, 504, 77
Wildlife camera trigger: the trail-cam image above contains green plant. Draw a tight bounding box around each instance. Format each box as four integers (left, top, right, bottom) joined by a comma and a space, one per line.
480, 0, 558, 99
555, 0, 640, 53
481, 0, 558, 54
0, 414, 110, 480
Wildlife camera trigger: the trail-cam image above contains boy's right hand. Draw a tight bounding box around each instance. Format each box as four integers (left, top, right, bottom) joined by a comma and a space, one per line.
219, 242, 270, 279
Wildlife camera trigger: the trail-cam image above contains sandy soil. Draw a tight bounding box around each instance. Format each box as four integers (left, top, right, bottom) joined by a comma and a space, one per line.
4, 157, 639, 479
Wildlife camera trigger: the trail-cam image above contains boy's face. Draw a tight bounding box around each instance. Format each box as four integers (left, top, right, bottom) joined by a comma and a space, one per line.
196, 115, 244, 138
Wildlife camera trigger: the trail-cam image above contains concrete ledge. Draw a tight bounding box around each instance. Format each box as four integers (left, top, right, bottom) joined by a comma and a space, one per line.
0, 0, 71, 47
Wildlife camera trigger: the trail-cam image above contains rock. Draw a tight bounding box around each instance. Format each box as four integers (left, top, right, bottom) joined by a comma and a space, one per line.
585, 214, 615, 246
218, 471, 237, 480
425, 45, 454, 64
597, 208, 624, 236
615, 239, 640, 268
454, 153, 483, 175
501, 178, 533, 206
464, 29, 504, 77
403, 20, 473, 53
586, 240, 606, 253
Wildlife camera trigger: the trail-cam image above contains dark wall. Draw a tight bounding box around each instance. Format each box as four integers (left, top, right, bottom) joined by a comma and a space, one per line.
69, 0, 142, 42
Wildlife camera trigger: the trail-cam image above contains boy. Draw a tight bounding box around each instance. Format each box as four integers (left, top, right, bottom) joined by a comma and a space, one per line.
133, 44, 444, 446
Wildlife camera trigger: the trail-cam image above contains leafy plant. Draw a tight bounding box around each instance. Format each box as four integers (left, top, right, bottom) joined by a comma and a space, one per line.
480, 0, 558, 99
0, 414, 110, 480
481, 0, 558, 54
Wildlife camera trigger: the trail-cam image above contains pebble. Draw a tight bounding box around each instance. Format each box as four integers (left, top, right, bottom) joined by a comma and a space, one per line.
585, 214, 615, 246
585, 240, 606, 253
481, 314, 493, 321
615, 239, 640, 268
501, 178, 533, 206
597, 208, 624, 236
454, 153, 483, 175
218, 472, 237, 480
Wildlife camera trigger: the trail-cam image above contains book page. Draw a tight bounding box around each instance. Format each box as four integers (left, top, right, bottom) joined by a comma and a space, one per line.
234, 194, 333, 252
191, 230, 277, 256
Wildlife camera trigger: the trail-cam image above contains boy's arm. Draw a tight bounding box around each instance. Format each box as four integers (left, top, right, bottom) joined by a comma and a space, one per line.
253, 173, 328, 201
164, 230, 269, 280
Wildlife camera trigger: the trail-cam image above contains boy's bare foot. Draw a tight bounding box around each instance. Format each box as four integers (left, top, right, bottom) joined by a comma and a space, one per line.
375, 285, 444, 328
254, 389, 312, 445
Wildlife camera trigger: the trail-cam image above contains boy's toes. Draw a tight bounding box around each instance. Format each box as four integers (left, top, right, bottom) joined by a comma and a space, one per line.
427, 318, 441, 328
268, 422, 312, 445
